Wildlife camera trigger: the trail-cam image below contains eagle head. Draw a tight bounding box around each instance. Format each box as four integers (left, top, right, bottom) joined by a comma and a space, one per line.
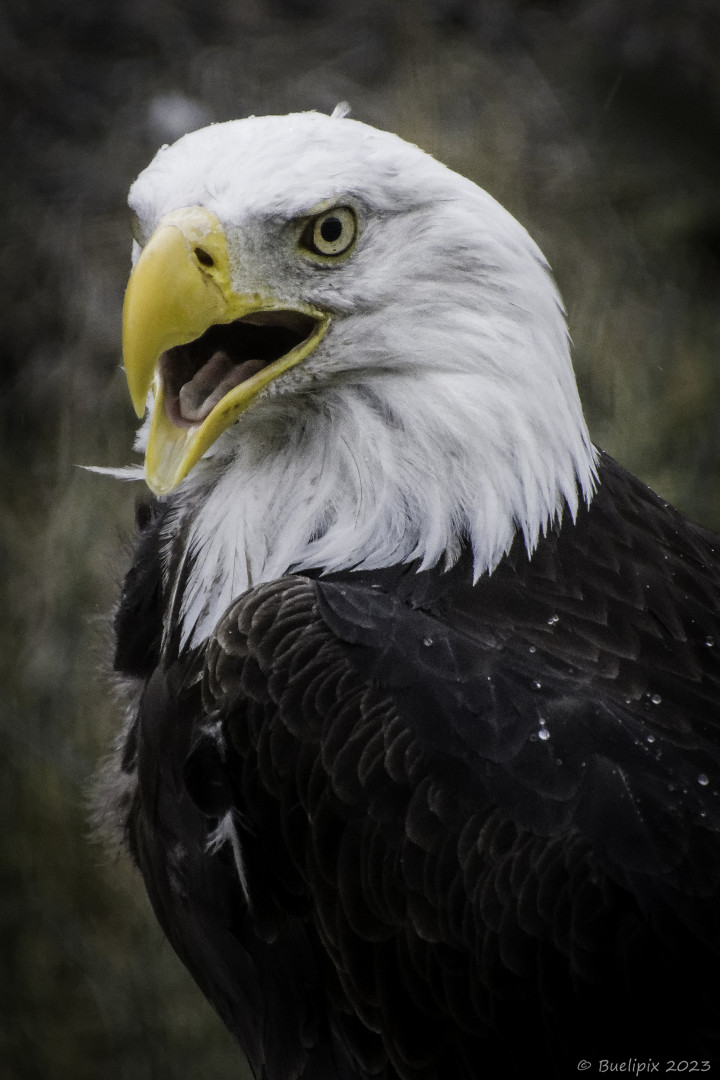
123, 110, 596, 647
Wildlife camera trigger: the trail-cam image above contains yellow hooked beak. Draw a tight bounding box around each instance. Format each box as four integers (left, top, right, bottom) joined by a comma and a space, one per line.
122, 206, 328, 495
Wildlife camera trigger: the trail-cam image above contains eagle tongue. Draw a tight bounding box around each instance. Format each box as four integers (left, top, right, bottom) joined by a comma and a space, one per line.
178, 349, 265, 423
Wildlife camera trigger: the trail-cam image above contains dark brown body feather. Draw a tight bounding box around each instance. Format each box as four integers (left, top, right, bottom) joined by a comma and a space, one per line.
113, 453, 720, 1078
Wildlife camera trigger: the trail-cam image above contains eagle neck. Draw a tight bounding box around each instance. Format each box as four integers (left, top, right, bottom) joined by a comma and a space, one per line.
158, 379, 595, 652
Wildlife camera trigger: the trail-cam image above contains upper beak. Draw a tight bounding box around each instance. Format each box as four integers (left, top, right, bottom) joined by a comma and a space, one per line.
122, 206, 328, 495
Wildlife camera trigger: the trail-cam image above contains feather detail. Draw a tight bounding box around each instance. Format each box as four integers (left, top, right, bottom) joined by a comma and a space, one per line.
80, 464, 145, 481
207, 809, 251, 905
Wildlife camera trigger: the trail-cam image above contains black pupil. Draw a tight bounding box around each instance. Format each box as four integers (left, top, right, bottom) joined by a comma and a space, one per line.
319, 216, 343, 244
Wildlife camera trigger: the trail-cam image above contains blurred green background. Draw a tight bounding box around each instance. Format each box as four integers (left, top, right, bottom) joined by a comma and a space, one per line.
2, 1, 720, 1077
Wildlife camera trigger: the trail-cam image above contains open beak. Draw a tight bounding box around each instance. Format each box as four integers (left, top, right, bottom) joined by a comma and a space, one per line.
122, 206, 328, 495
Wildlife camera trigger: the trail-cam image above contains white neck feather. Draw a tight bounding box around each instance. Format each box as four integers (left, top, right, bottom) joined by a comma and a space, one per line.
160, 351, 595, 651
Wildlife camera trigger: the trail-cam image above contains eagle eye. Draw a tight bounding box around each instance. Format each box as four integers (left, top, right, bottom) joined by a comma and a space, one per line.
302, 207, 356, 258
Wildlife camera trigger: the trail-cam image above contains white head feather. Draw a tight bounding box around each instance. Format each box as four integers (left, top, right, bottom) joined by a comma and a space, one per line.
128, 111, 596, 649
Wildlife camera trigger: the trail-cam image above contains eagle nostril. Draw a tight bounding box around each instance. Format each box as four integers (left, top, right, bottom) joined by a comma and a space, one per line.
194, 246, 214, 268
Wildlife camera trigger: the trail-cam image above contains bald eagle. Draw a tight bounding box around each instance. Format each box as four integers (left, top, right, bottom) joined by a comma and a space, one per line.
104, 109, 720, 1078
